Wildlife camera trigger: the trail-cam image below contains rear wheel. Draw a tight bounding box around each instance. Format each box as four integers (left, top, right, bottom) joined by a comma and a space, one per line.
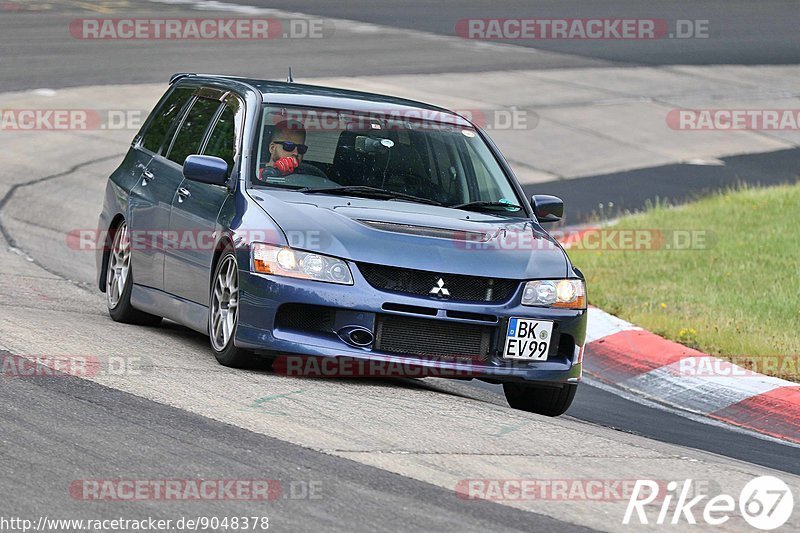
106, 221, 162, 326
209, 251, 253, 368
503, 382, 577, 416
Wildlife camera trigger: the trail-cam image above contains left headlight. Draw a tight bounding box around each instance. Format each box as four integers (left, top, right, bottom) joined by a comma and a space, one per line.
522, 279, 586, 309
252, 243, 353, 285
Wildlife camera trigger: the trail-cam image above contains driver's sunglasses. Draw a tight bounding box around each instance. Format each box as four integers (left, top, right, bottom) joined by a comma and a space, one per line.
272, 140, 309, 155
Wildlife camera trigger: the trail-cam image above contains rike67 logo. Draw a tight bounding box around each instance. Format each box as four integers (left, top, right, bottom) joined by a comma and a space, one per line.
624, 476, 794, 530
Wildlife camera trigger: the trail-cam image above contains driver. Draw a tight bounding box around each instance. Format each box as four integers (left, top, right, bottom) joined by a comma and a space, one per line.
258, 119, 308, 180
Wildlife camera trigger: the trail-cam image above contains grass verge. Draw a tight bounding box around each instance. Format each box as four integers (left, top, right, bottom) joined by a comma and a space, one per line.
567, 183, 800, 381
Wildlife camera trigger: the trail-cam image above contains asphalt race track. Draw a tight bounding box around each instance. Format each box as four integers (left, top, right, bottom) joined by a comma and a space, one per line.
1, 1, 799, 531
235, 0, 800, 65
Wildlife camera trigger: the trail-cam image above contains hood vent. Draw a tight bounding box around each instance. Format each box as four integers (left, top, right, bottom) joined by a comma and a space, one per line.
357, 219, 492, 242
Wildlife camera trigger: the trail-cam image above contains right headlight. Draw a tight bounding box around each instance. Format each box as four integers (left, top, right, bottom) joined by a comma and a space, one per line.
522, 279, 586, 309
252, 243, 353, 285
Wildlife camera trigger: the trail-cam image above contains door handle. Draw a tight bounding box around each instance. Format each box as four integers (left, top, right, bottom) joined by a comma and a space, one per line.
177, 186, 191, 203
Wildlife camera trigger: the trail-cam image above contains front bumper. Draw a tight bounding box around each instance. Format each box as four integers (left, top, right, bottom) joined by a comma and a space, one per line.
235, 263, 586, 384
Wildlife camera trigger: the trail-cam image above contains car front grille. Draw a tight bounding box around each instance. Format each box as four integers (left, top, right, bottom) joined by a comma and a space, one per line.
374, 314, 492, 359
357, 263, 519, 303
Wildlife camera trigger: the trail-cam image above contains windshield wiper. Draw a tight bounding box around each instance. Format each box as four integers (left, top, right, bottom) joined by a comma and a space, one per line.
448, 201, 522, 213
298, 186, 443, 206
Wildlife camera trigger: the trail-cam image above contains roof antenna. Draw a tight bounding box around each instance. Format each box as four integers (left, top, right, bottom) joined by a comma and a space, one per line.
287, 67, 294, 83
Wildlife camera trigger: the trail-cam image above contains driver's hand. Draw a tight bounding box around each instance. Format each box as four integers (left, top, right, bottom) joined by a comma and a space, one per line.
274, 157, 299, 175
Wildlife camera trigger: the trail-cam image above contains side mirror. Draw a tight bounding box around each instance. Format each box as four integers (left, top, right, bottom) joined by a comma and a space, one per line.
183, 155, 229, 186
531, 194, 563, 223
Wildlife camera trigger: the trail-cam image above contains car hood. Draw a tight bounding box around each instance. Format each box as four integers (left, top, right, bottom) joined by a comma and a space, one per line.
249, 190, 569, 279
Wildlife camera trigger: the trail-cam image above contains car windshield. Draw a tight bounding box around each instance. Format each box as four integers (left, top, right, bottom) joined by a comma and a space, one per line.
251, 105, 524, 215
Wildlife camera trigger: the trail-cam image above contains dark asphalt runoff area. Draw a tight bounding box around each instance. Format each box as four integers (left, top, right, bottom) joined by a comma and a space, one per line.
0, 1, 605, 93
524, 147, 800, 225
237, 0, 800, 65
0, 351, 588, 532
466, 379, 800, 477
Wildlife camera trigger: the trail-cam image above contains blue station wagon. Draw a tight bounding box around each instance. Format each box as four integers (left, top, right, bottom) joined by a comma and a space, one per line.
97, 73, 587, 416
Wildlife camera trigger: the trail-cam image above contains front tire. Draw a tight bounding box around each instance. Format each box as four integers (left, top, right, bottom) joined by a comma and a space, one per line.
503, 382, 577, 416
209, 251, 252, 368
106, 221, 162, 326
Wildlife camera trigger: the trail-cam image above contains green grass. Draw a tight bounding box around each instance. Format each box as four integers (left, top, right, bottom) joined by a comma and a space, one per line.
568, 183, 800, 380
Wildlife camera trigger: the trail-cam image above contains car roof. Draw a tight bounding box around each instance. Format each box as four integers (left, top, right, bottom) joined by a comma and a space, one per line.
173, 73, 473, 127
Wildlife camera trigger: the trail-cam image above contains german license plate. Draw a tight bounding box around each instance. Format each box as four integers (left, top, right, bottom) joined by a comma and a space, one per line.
502, 318, 553, 360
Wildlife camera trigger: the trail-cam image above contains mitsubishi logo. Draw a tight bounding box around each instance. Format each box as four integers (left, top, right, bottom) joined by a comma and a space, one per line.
430, 278, 450, 297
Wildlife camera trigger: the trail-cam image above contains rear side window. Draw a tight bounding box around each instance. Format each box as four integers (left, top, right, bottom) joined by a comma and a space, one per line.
167, 98, 221, 165
141, 87, 193, 154
203, 104, 236, 174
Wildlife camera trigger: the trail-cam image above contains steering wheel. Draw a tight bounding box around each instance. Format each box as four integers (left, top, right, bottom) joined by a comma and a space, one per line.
296, 162, 328, 179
